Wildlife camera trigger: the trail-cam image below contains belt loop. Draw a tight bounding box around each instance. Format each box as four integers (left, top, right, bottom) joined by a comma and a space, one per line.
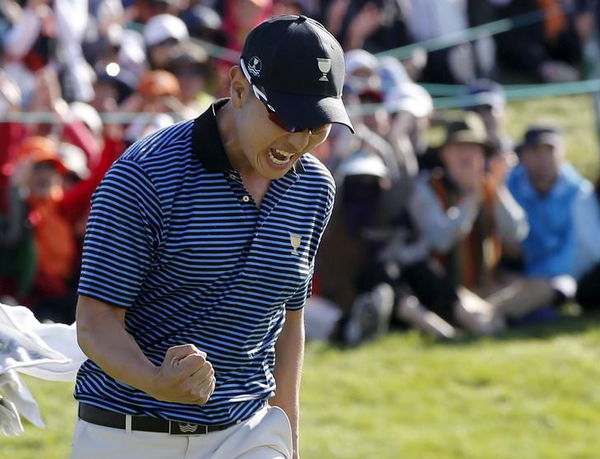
125, 414, 132, 433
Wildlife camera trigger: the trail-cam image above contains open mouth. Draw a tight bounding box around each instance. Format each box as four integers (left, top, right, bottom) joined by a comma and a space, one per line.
267, 148, 296, 166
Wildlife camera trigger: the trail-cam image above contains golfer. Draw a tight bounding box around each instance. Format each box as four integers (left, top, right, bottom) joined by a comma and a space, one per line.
72, 15, 353, 459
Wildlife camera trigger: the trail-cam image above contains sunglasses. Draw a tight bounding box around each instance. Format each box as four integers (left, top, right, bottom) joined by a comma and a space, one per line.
240, 58, 326, 135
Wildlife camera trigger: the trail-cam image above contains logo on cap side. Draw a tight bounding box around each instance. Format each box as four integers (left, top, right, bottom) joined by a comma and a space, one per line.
317, 58, 331, 81
248, 56, 262, 78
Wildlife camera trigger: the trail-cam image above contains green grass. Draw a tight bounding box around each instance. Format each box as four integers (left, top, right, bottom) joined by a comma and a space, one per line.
302, 314, 600, 459
5, 314, 600, 459
5, 95, 600, 458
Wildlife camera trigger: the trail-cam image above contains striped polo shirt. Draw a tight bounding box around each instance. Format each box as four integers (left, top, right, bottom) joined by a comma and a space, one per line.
75, 99, 335, 425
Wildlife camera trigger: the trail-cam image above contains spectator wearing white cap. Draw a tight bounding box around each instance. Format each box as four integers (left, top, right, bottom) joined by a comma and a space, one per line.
381, 56, 433, 163
143, 13, 190, 69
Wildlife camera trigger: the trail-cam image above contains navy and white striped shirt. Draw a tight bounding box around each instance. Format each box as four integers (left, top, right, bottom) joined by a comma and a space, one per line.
75, 100, 335, 425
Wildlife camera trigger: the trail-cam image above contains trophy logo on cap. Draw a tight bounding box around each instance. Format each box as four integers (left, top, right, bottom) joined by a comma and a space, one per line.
248, 56, 262, 77
317, 58, 331, 81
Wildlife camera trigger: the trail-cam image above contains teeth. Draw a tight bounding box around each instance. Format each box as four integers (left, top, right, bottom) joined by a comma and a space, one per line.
268, 149, 294, 165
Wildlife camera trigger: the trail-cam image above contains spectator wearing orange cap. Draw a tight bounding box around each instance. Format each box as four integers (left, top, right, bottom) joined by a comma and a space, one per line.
0, 136, 76, 321
2, 132, 120, 322
121, 69, 185, 146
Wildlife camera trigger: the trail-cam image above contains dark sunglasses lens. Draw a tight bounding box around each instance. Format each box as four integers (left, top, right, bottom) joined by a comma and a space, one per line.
253, 84, 297, 132
267, 108, 297, 133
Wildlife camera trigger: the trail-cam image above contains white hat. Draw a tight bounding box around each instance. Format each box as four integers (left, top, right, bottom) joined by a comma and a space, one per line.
57, 143, 90, 179
378, 56, 410, 94
69, 102, 103, 138
143, 14, 189, 47
384, 83, 433, 118
344, 49, 380, 76
119, 29, 146, 74
337, 151, 388, 179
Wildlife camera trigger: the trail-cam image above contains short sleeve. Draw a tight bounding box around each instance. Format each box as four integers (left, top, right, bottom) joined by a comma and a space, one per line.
77, 160, 163, 308
285, 179, 335, 311
285, 267, 314, 311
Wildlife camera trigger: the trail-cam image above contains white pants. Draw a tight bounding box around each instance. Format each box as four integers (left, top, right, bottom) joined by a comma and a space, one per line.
70, 405, 292, 459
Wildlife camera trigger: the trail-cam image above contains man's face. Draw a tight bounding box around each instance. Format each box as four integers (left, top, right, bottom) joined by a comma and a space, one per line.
440, 142, 486, 191
521, 143, 563, 193
172, 65, 205, 102
29, 162, 62, 198
235, 89, 332, 180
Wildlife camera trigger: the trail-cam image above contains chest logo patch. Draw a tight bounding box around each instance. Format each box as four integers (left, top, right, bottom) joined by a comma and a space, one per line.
289, 233, 302, 255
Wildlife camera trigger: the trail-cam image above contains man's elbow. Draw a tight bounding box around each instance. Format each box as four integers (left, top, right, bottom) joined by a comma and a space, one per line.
75, 296, 124, 357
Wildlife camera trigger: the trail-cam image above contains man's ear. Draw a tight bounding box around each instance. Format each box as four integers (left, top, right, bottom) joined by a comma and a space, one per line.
230, 66, 250, 109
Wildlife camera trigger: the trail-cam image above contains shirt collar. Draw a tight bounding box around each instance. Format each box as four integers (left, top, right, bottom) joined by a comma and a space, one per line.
192, 98, 232, 172
191, 97, 306, 175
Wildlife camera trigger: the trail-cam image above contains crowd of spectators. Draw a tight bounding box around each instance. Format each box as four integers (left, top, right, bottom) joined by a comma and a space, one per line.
1, 0, 600, 343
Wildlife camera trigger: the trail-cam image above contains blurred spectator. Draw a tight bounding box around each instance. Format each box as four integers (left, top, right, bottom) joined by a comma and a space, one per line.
81, 0, 125, 66
143, 13, 190, 69
404, 0, 496, 83
3, 0, 95, 103
382, 56, 433, 162
1, 68, 101, 207
494, 0, 582, 82
273, 0, 316, 16
505, 124, 590, 318
463, 79, 509, 150
315, 151, 396, 344
572, 172, 600, 310
93, 65, 137, 113
346, 50, 391, 137
319, 55, 456, 340
221, 0, 273, 52
322, 0, 411, 54
410, 114, 529, 334
181, 4, 226, 46
121, 69, 184, 145
164, 42, 215, 117
6, 137, 78, 322
130, 0, 185, 24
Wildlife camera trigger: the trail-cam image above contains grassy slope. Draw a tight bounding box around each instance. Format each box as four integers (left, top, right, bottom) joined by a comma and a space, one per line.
6, 314, 600, 459
4, 95, 600, 458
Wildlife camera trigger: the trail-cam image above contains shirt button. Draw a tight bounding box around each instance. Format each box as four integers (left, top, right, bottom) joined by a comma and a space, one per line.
229, 173, 236, 180
242, 195, 250, 202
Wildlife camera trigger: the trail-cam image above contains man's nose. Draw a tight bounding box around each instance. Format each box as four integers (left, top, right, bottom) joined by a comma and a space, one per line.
287, 130, 311, 153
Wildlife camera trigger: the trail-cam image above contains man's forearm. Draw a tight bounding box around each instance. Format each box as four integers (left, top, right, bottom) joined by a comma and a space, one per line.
76, 295, 159, 395
271, 308, 305, 458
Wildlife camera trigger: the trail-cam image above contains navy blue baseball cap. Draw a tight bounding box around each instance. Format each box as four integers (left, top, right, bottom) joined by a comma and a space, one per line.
240, 15, 354, 133
517, 125, 563, 154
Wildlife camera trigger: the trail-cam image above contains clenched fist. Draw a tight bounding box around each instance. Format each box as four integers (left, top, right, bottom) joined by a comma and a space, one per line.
148, 344, 216, 405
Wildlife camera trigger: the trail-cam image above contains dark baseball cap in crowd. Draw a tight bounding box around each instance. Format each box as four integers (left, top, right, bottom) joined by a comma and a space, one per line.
464, 79, 506, 111
518, 125, 563, 151
240, 15, 354, 133
443, 113, 492, 154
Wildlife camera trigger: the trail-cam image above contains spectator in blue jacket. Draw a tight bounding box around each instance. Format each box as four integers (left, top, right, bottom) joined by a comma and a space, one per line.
505, 124, 590, 318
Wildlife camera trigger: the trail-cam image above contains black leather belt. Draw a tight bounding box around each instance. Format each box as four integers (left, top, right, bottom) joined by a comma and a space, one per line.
78, 403, 234, 435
